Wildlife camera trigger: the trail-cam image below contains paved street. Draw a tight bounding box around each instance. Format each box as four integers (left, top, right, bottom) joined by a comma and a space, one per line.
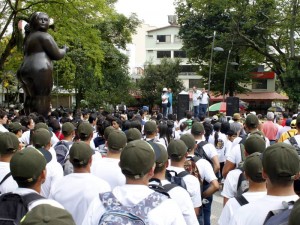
211, 190, 223, 225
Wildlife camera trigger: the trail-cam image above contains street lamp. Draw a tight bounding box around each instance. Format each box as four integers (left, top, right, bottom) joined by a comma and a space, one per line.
222, 49, 239, 101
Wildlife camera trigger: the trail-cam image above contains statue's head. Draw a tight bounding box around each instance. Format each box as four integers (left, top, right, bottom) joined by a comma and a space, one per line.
29, 12, 49, 32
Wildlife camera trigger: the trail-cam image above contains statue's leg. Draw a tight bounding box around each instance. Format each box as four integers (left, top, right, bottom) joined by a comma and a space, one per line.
34, 95, 51, 118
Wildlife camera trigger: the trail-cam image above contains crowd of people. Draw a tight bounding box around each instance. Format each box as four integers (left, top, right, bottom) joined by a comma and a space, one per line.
0, 106, 299, 225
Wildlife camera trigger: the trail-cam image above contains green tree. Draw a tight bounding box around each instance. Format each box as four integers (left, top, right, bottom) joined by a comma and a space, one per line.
175, 0, 300, 105
138, 58, 184, 111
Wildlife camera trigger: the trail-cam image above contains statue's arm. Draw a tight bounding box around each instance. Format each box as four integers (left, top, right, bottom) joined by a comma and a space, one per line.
41, 33, 67, 60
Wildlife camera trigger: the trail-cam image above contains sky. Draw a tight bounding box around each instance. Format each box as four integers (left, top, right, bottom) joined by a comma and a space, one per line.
114, 0, 176, 27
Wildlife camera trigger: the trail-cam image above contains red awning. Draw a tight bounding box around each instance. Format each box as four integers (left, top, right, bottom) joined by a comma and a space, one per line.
211, 92, 288, 101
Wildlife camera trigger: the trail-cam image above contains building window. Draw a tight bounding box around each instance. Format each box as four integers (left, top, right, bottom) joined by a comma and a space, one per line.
189, 79, 202, 89
174, 51, 187, 58
180, 65, 199, 73
252, 79, 267, 89
157, 35, 171, 43
157, 51, 171, 58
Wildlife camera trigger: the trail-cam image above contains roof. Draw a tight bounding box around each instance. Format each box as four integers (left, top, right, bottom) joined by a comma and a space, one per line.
147, 25, 180, 33
211, 92, 289, 101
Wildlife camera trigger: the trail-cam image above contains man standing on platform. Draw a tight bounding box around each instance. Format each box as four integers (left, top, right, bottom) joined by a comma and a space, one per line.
167, 88, 173, 115
199, 88, 210, 117
192, 86, 201, 119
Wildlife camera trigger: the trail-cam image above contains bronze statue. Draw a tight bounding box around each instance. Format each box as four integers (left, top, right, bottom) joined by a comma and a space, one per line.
17, 12, 68, 117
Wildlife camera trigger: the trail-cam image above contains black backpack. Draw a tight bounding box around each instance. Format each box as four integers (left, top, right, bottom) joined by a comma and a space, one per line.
194, 141, 213, 167
288, 137, 300, 155
263, 201, 295, 225
0, 192, 44, 225
148, 178, 177, 198
165, 170, 189, 190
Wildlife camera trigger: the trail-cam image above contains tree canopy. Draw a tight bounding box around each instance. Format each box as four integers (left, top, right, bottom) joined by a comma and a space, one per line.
175, 0, 300, 105
0, 0, 140, 109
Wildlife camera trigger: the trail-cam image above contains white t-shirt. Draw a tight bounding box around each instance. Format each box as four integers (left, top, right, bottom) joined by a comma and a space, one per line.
0, 124, 8, 132
49, 173, 111, 225
229, 194, 299, 225
194, 158, 218, 183
192, 90, 201, 106
41, 158, 64, 198
208, 132, 227, 163
20, 130, 59, 146
218, 191, 266, 225
0, 162, 18, 194
196, 139, 218, 160
82, 185, 187, 225
162, 93, 169, 104
159, 179, 199, 225
221, 169, 243, 199
167, 166, 202, 208
199, 92, 209, 104
91, 157, 126, 189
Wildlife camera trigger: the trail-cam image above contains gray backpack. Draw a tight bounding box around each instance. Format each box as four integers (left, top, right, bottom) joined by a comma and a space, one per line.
98, 191, 167, 225
263, 201, 295, 225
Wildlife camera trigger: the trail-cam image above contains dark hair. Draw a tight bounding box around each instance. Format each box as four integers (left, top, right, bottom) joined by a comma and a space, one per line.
220, 121, 230, 135
213, 122, 221, 147
203, 121, 213, 142
88, 113, 97, 124
130, 120, 142, 132
96, 118, 110, 136
158, 123, 170, 144
48, 118, 60, 132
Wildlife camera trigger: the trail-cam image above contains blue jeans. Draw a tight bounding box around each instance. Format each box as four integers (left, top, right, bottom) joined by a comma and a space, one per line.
197, 183, 212, 225
162, 103, 168, 118
167, 105, 173, 115
194, 105, 199, 118
199, 104, 208, 117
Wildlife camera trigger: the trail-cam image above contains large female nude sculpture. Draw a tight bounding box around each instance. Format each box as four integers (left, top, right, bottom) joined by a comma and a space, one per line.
17, 12, 68, 117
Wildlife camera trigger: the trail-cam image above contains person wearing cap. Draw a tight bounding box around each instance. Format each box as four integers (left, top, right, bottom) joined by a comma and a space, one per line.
222, 135, 266, 205
278, 118, 297, 142
230, 113, 245, 137
262, 112, 278, 145
0, 132, 20, 194
222, 114, 270, 178
92, 130, 126, 189
126, 128, 142, 143
49, 141, 111, 225
218, 152, 267, 225
180, 133, 219, 225
161, 87, 169, 118
82, 140, 186, 225
199, 88, 210, 117
32, 128, 63, 198
8, 122, 23, 138
9, 147, 63, 211
144, 121, 167, 149
149, 141, 198, 225
77, 122, 102, 172
167, 140, 202, 219
229, 143, 300, 225
192, 86, 202, 119
191, 122, 220, 174
20, 204, 76, 225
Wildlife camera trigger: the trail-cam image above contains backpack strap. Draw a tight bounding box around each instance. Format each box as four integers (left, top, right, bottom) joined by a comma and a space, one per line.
289, 136, 298, 145
263, 201, 295, 225
236, 170, 246, 192
177, 170, 189, 178
287, 131, 292, 138
240, 144, 246, 162
235, 194, 249, 206
22, 192, 45, 208
0, 172, 11, 185
163, 183, 178, 192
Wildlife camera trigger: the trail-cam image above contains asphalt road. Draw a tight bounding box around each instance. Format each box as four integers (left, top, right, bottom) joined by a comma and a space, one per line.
211, 190, 223, 225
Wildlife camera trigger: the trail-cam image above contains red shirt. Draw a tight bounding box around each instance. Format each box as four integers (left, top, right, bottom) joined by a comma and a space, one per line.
262, 121, 278, 141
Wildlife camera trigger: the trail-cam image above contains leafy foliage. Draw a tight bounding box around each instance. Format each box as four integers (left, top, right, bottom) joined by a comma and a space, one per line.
138, 58, 184, 109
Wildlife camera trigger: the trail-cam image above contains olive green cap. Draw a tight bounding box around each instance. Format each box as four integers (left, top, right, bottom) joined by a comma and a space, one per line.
62, 122, 75, 136
78, 122, 93, 138
167, 140, 188, 160
191, 122, 204, 135
126, 128, 142, 143
0, 132, 19, 154
107, 130, 127, 151
69, 141, 94, 166
10, 147, 46, 184
243, 152, 265, 182
180, 133, 196, 151
32, 128, 51, 148
8, 122, 23, 133
244, 134, 266, 154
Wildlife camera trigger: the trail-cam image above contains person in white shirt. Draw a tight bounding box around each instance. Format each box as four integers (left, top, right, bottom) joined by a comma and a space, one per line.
0, 132, 20, 194
0, 110, 8, 132
199, 88, 210, 117
144, 121, 167, 149
192, 86, 201, 118
180, 133, 219, 225
92, 130, 127, 189
8, 147, 64, 220
161, 87, 169, 118
221, 135, 266, 205
82, 140, 186, 225
218, 152, 267, 225
150, 141, 199, 225
31, 128, 63, 198
222, 114, 270, 179
229, 143, 299, 225
49, 141, 111, 225
167, 140, 202, 219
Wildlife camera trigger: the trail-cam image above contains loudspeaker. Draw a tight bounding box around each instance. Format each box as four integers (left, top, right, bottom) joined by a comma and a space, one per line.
177, 93, 189, 120
226, 97, 239, 117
